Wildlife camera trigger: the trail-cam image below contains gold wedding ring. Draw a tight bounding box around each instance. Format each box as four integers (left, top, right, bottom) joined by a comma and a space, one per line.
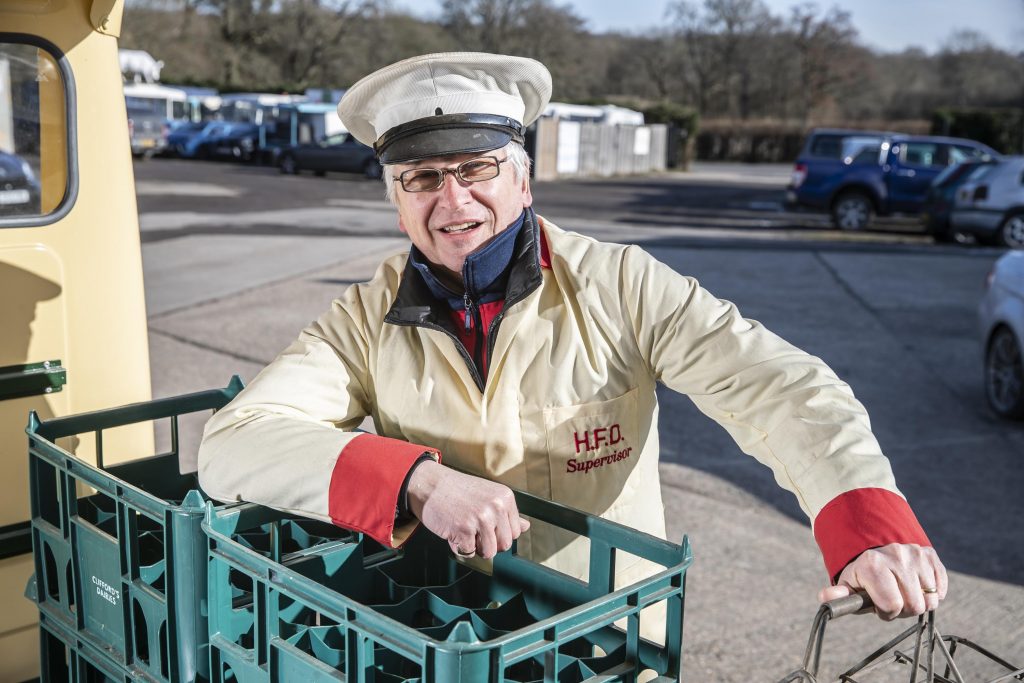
921, 586, 938, 594
454, 546, 476, 558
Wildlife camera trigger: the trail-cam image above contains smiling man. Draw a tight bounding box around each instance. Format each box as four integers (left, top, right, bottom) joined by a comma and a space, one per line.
198, 52, 946, 623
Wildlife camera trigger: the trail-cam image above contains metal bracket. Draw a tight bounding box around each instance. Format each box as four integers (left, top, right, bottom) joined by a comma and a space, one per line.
0, 360, 66, 401
0, 521, 31, 560
90, 0, 123, 36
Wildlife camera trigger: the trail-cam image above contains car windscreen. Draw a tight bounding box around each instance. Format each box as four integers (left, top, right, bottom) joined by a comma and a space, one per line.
125, 96, 166, 116
127, 106, 161, 118
965, 163, 998, 183
847, 145, 881, 164
933, 161, 983, 188
807, 134, 883, 160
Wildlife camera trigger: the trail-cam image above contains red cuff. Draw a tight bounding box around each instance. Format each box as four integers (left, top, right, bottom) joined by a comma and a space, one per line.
327, 433, 439, 548
813, 488, 931, 581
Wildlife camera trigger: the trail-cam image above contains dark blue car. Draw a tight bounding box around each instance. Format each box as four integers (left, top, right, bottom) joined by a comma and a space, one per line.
278, 133, 382, 179
202, 123, 263, 162
0, 150, 42, 216
786, 129, 998, 231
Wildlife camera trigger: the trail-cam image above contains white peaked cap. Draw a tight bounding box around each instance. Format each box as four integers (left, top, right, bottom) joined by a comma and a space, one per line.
338, 52, 552, 164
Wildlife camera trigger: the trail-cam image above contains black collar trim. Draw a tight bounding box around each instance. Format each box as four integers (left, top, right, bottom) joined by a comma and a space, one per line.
384, 208, 543, 330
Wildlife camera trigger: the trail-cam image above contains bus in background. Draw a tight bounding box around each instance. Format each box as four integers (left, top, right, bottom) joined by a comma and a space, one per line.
123, 80, 191, 123
215, 96, 345, 164
261, 101, 345, 164
1, 3, 154, 678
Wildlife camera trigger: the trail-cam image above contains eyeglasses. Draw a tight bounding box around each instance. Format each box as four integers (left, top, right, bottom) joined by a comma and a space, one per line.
395, 156, 509, 193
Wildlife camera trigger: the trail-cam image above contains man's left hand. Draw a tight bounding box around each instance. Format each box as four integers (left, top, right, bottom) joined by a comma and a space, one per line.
818, 543, 947, 620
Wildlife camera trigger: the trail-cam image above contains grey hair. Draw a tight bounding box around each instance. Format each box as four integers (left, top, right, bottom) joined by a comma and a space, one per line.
382, 141, 532, 204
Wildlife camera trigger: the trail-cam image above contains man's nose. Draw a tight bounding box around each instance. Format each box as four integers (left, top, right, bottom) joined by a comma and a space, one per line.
437, 170, 473, 205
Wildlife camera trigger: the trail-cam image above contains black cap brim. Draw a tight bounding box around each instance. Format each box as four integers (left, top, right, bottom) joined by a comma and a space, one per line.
375, 113, 524, 164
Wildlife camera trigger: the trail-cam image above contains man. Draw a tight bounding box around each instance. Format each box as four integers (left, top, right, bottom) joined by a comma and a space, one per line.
198, 52, 945, 623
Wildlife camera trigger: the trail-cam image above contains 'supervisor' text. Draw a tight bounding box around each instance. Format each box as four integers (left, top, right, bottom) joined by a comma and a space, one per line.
566, 446, 633, 473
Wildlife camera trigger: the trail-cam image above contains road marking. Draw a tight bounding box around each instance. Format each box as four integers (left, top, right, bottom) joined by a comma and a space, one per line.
135, 181, 241, 197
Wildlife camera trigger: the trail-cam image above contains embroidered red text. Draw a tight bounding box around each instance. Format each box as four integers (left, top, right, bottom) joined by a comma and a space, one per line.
573, 424, 623, 453
566, 447, 634, 473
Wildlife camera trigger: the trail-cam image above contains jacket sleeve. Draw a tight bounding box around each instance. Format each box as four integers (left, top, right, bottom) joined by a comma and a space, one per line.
197, 272, 438, 549
618, 246, 930, 579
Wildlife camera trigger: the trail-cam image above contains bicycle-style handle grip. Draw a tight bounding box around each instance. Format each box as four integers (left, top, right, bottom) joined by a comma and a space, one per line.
825, 590, 874, 618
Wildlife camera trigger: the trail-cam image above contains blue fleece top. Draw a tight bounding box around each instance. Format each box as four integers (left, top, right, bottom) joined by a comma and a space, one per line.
409, 210, 526, 308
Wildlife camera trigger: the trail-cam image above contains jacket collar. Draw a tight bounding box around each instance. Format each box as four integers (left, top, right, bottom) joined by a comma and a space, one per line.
408, 211, 525, 307
386, 207, 543, 328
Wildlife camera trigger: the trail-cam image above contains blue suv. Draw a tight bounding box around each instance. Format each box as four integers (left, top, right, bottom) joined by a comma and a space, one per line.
786, 129, 998, 231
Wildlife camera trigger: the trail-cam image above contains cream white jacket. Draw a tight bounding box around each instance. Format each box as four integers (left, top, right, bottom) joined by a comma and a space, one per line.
199, 213, 929, 594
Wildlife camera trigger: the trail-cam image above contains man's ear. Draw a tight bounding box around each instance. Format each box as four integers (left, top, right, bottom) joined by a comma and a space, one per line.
521, 177, 533, 208
397, 215, 409, 235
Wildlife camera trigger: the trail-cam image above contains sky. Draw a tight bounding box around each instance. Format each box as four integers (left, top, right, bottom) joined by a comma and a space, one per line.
395, 0, 1024, 54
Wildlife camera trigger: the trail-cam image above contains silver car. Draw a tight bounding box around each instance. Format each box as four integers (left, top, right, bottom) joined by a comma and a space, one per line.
952, 156, 1024, 248
979, 251, 1024, 419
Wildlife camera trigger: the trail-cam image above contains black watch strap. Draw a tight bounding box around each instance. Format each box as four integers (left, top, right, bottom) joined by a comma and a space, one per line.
395, 452, 436, 521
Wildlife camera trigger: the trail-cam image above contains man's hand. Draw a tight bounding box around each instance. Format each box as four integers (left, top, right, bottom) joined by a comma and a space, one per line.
406, 461, 530, 559
818, 543, 947, 620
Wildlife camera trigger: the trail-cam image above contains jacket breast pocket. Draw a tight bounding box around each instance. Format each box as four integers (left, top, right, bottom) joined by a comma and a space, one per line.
543, 387, 640, 518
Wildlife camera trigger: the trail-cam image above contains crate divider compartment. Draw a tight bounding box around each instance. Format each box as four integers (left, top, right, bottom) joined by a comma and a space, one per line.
204, 488, 692, 683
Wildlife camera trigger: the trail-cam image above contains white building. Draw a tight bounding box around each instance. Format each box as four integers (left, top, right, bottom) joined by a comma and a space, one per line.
542, 102, 644, 126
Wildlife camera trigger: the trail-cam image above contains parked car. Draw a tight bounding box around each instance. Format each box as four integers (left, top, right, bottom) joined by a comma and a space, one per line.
278, 132, 382, 179
165, 121, 208, 156
173, 120, 233, 159
921, 157, 999, 243
0, 150, 41, 216
950, 156, 1024, 248
787, 128, 998, 231
978, 250, 1024, 419
192, 122, 253, 160
193, 121, 260, 161
127, 105, 168, 158
197, 122, 262, 162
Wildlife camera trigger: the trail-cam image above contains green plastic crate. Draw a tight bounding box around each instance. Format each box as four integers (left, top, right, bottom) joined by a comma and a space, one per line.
39, 603, 156, 682
27, 378, 244, 683
204, 493, 692, 682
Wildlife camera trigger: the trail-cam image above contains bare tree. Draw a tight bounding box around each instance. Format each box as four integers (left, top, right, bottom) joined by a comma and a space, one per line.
665, 2, 717, 113
438, 0, 593, 100
440, 0, 530, 54
787, 3, 863, 124
938, 30, 1023, 109
121, 0, 1021, 142
266, 0, 379, 89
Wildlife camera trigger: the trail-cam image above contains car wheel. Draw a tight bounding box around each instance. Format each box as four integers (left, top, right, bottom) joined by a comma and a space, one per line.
985, 326, 1024, 420
831, 191, 874, 231
363, 160, 383, 180
280, 155, 298, 175
997, 212, 1024, 249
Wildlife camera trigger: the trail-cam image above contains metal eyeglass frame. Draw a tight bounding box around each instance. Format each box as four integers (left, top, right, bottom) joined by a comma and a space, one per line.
394, 156, 510, 193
